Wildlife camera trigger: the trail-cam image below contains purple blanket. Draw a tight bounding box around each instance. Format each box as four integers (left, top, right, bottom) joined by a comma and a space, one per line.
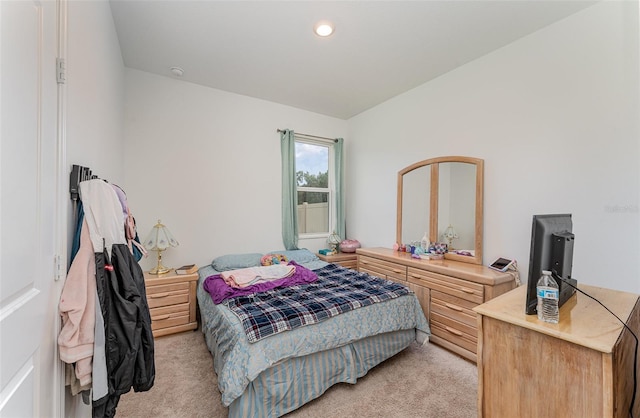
203, 261, 318, 304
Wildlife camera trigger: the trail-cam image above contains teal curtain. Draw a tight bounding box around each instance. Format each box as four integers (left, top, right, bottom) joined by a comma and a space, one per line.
334, 138, 345, 239
280, 129, 299, 250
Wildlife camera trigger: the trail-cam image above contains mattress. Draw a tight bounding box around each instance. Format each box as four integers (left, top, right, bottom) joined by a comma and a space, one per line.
197, 261, 430, 417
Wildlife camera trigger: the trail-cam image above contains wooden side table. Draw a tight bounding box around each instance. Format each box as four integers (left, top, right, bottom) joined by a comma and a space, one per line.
317, 252, 358, 269
144, 269, 199, 337
474, 284, 640, 417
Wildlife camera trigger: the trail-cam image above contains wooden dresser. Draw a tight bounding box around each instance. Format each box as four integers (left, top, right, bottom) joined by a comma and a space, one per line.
474, 284, 640, 418
317, 252, 358, 269
357, 247, 516, 362
144, 270, 199, 337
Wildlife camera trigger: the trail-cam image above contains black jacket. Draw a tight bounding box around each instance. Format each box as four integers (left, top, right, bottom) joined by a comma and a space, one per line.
93, 243, 155, 417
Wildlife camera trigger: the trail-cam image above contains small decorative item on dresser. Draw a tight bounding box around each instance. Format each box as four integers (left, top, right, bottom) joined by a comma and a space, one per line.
174, 264, 197, 275
319, 248, 337, 256
433, 242, 448, 254
339, 239, 361, 253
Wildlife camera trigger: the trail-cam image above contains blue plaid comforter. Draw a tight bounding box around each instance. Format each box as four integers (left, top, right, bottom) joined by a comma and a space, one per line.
223, 263, 412, 343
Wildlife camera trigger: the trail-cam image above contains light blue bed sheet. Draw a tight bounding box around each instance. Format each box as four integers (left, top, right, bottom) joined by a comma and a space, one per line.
230, 328, 417, 418
197, 263, 430, 408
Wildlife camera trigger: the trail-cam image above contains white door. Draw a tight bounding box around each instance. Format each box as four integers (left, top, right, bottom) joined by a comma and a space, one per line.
1, 1, 63, 417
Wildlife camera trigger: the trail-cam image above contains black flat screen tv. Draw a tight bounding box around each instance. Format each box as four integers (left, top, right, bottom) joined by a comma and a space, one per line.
525, 214, 577, 315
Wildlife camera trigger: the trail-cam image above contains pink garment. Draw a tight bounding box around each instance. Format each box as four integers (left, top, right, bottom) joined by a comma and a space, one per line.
221, 264, 296, 288
111, 184, 147, 258
58, 219, 96, 386
204, 260, 319, 304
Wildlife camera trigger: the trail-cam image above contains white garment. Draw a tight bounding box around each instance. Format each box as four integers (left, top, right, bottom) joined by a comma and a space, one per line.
78, 178, 127, 401
221, 264, 296, 288
79, 179, 127, 256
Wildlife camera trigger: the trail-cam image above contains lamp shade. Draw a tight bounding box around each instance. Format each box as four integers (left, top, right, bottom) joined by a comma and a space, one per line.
327, 231, 341, 251
442, 225, 458, 239
144, 220, 179, 251
442, 224, 459, 248
144, 220, 179, 275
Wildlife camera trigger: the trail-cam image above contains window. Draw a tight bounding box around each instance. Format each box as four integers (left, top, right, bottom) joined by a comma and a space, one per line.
295, 138, 334, 236
280, 129, 343, 249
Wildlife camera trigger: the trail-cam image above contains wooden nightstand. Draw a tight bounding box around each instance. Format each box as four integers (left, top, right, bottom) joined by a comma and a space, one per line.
144, 269, 199, 337
317, 252, 358, 269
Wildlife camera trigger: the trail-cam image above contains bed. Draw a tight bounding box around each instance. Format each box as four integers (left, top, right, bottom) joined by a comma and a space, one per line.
196, 249, 430, 418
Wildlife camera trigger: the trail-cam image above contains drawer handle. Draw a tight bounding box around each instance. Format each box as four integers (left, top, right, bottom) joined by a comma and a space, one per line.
149, 292, 170, 299
445, 303, 463, 312
460, 287, 475, 294
392, 269, 402, 274
154, 314, 171, 320
445, 326, 463, 336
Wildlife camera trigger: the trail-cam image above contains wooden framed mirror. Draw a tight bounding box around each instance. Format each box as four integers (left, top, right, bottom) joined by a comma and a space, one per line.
396, 156, 484, 265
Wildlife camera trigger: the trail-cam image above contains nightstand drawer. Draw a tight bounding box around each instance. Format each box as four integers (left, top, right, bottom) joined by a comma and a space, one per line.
338, 260, 358, 269
150, 302, 190, 331
146, 282, 190, 309
317, 253, 358, 269
144, 270, 199, 337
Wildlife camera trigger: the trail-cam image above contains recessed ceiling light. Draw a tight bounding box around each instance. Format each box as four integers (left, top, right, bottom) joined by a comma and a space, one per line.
170, 66, 184, 77
314, 21, 334, 37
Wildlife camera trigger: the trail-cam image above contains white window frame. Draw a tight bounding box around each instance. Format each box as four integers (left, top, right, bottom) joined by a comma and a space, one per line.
295, 136, 336, 239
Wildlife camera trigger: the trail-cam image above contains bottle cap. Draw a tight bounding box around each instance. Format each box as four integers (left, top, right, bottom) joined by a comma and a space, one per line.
542, 270, 552, 275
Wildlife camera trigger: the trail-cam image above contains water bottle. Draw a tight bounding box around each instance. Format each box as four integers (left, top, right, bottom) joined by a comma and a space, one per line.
537, 270, 559, 324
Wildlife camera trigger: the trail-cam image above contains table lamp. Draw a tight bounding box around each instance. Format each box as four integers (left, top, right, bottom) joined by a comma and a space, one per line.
442, 224, 459, 249
143, 219, 179, 275
327, 231, 341, 252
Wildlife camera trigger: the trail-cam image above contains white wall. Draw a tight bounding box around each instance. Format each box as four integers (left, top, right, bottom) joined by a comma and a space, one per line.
64, 0, 125, 415
122, 70, 347, 271
65, 0, 125, 257
348, 1, 639, 293
67, 0, 125, 182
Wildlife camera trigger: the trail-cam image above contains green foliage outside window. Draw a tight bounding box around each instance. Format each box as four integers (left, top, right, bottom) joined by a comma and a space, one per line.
297, 170, 328, 204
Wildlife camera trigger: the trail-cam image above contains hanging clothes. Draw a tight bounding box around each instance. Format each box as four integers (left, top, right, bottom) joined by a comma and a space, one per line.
59, 178, 155, 418
80, 179, 155, 417
58, 218, 97, 387
111, 184, 147, 262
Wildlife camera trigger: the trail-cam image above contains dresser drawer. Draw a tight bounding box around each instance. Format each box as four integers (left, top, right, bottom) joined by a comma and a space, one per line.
407, 268, 484, 304
146, 282, 190, 309
430, 312, 477, 354
358, 256, 407, 281
431, 290, 478, 328
150, 302, 190, 331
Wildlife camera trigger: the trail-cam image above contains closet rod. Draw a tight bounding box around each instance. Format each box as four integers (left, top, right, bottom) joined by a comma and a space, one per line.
276, 129, 339, 143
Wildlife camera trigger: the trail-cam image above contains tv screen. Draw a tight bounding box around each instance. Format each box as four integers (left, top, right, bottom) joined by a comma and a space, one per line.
525, 214, 577, 315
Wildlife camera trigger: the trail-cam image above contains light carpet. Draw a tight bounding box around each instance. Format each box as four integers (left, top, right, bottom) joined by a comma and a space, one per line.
117, 330, 477, 417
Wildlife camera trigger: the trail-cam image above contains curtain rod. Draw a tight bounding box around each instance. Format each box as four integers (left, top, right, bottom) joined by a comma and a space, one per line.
276, 129, 339, 143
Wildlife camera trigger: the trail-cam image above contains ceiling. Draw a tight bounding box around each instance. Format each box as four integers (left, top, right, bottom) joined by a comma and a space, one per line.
109, 0, 596, 120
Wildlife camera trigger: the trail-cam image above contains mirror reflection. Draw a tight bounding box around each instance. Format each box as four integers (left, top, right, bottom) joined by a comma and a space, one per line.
397, 156, 483, 265
402, 166, 430, 245
437, 162, 476, 252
